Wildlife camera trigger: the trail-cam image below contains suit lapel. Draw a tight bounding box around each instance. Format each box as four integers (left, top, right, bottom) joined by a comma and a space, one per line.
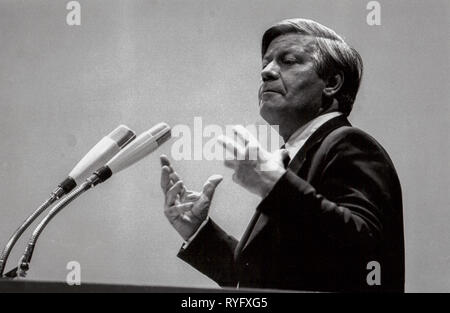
287, 115, 351, 174
236, 115, 351, 257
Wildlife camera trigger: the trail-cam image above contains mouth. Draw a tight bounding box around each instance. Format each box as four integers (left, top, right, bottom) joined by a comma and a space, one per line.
259, 91, 281, 108
261, 86, 283, 95
261, 90, 283, 97
263, 90, 279, 94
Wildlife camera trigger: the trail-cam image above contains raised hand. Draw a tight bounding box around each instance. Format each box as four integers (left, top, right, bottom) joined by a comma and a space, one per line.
160, 155, 222, 240
217, 125, 288, 198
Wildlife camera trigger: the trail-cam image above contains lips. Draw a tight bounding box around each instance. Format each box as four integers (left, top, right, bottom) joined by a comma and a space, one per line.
262, 89, 283, 97
263, 90, 280, 94
262, 85, 283, 94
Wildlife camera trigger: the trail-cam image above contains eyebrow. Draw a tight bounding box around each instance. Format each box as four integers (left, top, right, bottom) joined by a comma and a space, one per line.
262, 46, 305, 62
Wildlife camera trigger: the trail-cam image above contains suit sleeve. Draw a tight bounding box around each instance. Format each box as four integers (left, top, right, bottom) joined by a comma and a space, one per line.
177, 218, 239, 287
258, 128, 397, 249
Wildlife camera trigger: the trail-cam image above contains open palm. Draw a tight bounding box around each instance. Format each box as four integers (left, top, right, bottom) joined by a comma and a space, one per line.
160, 155, 222, 240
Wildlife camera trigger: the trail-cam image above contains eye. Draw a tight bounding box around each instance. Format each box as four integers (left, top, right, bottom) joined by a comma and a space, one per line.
281, 55, 297, 65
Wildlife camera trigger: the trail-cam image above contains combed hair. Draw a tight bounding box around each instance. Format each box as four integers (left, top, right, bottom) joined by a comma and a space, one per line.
261, 18, 363, 115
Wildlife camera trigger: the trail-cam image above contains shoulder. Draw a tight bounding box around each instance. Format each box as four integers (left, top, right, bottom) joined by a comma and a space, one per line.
319, 125, 395, 166
325, 125, 380, 147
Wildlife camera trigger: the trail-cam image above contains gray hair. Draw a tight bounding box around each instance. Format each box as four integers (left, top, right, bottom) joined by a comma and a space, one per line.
261, 18, 363, 115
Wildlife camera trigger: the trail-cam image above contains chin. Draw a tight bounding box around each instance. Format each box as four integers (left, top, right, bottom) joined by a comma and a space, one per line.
259, 101, 285, 127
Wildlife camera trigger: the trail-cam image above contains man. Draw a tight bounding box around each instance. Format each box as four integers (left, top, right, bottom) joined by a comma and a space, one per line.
159, 18, 404, 292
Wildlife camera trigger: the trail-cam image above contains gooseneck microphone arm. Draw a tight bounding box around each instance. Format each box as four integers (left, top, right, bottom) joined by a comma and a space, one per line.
18, 168, 112, 276
17, 122, 171, 277
0, 190, 61, 277
0, 179, 78, 277
0, 125, 135, 277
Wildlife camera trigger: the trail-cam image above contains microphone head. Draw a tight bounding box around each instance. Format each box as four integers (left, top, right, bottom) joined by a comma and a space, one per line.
108, 125, 136, 148
150, 122, 171, 146
105, 123, 171, 175
66, 124, 136, 186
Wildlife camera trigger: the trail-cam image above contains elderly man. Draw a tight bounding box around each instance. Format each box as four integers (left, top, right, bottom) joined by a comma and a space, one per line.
160, 18, 404, 292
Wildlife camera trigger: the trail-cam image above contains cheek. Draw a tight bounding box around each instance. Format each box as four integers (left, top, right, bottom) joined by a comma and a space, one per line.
287, 71, 324, 100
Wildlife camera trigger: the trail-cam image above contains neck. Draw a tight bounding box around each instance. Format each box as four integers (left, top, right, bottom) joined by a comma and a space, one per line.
279, 121, 304, 142
281, 107, 341, 142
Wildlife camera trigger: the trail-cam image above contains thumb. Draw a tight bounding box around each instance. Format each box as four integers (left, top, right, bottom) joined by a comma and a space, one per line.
202, 174, 223, 201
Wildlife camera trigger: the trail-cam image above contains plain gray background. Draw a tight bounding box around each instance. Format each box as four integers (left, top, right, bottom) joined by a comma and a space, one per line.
0, 0, 449, 292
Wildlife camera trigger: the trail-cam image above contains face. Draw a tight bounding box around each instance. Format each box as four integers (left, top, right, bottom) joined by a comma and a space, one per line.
259, 33, 326, 138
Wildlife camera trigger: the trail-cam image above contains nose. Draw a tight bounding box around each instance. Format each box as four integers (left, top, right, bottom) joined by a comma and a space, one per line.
261, 61, 280, 82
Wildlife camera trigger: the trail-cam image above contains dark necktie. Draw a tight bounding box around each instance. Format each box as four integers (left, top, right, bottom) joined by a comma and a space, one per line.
280, 145, 290, 169
282, 152, 291, 169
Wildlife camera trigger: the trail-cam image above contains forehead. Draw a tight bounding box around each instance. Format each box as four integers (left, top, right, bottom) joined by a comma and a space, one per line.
263, 33, 316, 58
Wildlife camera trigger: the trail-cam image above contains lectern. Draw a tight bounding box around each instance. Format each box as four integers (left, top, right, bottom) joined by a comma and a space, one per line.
0, 279, 247, 293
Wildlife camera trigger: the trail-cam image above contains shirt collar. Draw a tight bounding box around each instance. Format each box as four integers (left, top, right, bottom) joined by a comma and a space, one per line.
284, 111, 343, 161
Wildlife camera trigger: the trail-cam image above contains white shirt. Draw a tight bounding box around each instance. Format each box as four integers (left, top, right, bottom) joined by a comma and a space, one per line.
183, 111, 343, 248
284, 111, 343, 162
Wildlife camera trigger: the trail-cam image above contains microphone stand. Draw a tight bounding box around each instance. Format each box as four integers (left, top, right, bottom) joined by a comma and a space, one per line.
0, 125, 136, 278
14, 123, 170, 277
17, 172, 107, 277
0, 187, 66, 278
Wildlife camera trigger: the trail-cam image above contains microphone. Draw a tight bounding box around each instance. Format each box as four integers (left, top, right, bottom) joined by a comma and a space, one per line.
17, 123, 171, 276
92, 122, 172, 185
57, 125, 136, 195
0, 125, 136, 277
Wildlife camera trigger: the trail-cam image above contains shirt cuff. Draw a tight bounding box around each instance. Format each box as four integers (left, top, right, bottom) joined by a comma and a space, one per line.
182, 217, 210, 249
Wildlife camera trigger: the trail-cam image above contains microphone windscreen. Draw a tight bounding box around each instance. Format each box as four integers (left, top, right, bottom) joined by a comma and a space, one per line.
68, 125, 136, 185
150, 122, 171, 146
108, 125, 136, 149
105, 123, 171, 175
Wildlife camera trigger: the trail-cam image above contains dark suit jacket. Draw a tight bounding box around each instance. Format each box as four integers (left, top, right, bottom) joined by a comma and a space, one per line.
177, 115, 405, 292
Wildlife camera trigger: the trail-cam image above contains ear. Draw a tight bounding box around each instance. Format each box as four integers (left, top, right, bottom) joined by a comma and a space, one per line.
323, 71, 344, 98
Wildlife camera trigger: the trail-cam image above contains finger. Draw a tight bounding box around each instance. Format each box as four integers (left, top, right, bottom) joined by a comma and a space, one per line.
169, 172, 182, 183
160, 154, 172, 168
246, 141, 261, 161
184, 192, 201, 201
164, 206, 179, 219
160, 155, 175, 175
160, 155, 183, 193
232, 125, 253, 146
169, 171, 188, 198
160, 166, 172, 192
166, 181, 184, 206
217, 135, 245, 160
224, 158, 237, 169
192, 175, 223, 220
174, 202, 194, 214
232, 126, 264, 161
201, 174, 223, 201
